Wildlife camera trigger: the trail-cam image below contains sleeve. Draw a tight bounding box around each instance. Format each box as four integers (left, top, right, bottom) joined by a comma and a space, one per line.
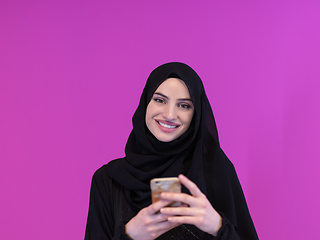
85, 166, 135, 240
85, 167, 115, 240
209, 212, 241, 240
208, 161, 258, 240
113, 224, 133, 240
226, 161, 259, 240
204, 147, 259, 240
207, 160, 258, 240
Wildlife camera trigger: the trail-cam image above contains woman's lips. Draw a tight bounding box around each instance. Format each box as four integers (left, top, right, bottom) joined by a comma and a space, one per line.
155, 120, 180, 133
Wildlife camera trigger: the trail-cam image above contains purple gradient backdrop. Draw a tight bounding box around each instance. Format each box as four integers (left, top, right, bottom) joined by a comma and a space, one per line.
1, 0, 320, 239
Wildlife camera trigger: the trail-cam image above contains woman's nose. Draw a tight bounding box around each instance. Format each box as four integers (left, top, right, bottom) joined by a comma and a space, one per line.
162, 104, 177, 120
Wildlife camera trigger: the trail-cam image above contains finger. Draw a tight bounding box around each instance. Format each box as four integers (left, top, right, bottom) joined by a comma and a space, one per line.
153, 219, 179, 231
167, 216, 197, 225
179, 174, 203, 197
147, 199, 173, 215
151, 212, 172, 224
161, 191, 196, 206
160, 206, 199, 216
148, 221, 180, 238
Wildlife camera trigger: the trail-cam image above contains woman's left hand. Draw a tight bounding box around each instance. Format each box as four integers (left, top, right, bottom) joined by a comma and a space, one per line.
159, 174, 222, 236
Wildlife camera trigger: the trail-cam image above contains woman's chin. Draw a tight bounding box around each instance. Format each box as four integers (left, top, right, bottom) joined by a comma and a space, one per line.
154, 133, 179, 142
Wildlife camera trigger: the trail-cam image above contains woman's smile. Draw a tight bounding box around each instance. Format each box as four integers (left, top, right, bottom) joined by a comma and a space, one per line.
155, 119, 180, 132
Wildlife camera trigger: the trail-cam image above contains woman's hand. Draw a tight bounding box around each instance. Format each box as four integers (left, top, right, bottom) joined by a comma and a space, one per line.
160, 174, 223, 236
125, 199, 181, 240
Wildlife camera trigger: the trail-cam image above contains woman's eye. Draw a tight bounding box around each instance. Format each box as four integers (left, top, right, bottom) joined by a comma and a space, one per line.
153, 98, 165, 103
179, 103, 191, 109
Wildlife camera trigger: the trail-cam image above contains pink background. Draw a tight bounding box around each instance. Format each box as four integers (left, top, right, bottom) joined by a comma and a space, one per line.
1, 0, 320, 239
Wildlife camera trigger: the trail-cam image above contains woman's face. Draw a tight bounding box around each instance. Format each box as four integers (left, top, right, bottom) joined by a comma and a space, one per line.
145, 78, 194, 142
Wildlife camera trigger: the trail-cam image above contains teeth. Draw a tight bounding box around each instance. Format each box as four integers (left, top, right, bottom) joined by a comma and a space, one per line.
158, 121, 178, 129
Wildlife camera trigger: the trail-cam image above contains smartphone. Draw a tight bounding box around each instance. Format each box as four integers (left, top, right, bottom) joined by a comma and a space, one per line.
150, 177, 181, 207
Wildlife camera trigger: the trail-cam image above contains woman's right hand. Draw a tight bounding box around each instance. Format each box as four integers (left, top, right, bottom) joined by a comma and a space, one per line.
125, 199, 181, 240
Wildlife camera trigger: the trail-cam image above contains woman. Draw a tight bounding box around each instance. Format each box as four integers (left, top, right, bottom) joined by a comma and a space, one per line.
85, 62, 258, 239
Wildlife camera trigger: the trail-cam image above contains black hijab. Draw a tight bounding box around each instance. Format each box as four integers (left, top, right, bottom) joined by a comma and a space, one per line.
108, 62, 256, 237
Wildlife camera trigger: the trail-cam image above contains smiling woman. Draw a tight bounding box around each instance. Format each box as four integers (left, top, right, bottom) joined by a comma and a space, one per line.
85, 62, 258, 240
145, 78, 194, 142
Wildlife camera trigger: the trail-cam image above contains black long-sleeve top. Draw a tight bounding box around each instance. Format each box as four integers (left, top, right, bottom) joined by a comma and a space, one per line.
84, 161, 256, 240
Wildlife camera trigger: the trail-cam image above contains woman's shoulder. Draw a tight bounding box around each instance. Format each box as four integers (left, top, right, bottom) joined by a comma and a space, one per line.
212, 146, 239, 178
92, 158, 124, 181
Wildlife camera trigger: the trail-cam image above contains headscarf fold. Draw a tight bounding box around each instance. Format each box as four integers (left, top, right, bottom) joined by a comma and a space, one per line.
108, 62, 238, 226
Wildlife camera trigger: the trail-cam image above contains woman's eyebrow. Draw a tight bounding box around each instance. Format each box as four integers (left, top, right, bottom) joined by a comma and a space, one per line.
154, 92, 192, 102
177, 97, 192, 102
154, 92, 168, 99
